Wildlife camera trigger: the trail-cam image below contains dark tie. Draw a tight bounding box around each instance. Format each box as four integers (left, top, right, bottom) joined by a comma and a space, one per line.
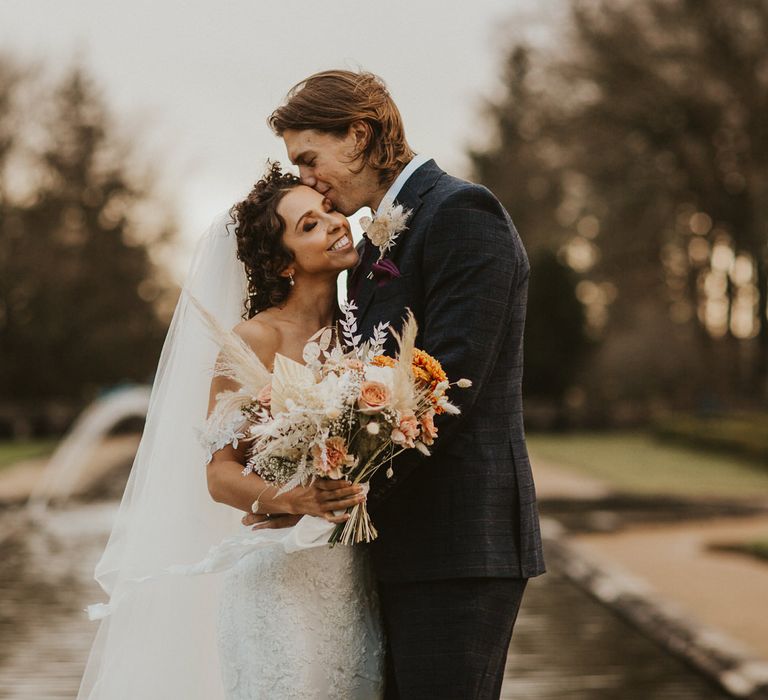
349, 236, 377, 303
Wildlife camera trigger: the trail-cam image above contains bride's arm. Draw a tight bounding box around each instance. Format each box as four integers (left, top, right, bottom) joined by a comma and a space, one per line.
204, 339, 365, 522
205, 441, 363, 523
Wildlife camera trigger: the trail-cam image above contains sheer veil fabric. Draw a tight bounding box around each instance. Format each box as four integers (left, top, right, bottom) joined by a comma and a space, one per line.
78, 212, 249, 699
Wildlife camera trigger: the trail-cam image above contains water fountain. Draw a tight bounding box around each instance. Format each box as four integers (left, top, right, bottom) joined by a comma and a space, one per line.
26, 384, 150, 513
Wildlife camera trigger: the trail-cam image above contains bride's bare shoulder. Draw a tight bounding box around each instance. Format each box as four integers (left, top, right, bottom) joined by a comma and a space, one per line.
232, 316, 281, 367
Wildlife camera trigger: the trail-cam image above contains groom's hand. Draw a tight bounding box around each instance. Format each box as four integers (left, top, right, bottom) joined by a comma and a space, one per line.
241, 479, 366, 529
243, 513, 301, 530
284, 479, 365, 524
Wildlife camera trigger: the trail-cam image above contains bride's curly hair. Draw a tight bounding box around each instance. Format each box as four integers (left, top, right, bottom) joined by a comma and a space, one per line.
230, 162, 302, 318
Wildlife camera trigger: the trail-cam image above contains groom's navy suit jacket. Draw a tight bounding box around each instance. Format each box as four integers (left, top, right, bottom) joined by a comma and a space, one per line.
348, 160, 546, 583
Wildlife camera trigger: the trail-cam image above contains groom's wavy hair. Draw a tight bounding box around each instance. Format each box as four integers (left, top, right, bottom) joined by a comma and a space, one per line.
269, 70, 414, 186
230, 161, 301, 318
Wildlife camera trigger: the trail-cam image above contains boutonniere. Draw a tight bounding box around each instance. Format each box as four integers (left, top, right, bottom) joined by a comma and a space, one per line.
359, 200, 412, 286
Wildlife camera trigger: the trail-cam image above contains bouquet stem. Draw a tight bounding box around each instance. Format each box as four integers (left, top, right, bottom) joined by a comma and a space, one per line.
327, 443, 410, 546
328, 485, 378, 546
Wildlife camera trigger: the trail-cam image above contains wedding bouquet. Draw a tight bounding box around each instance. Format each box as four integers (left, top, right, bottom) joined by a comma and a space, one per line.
198, 299, 469, 545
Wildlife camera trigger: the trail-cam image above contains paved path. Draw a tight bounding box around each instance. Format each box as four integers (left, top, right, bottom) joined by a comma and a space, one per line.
530, 453, 768, 664
571, 515, 768, 659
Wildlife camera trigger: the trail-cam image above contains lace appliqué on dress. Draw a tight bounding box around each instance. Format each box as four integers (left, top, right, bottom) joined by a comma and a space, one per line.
198, 404, 248, 464
216, 544, 384, 699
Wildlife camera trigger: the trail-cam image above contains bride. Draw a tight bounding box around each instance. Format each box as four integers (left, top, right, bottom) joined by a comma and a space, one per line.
77, 163, 384, 699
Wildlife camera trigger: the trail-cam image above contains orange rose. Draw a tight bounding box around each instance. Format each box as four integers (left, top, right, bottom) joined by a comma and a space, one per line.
358, 380, 391, 414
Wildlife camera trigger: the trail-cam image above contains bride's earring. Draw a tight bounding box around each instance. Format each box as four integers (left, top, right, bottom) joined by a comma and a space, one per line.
288, 272, 295, 287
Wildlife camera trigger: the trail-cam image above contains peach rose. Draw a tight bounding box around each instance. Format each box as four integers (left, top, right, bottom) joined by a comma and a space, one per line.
392, 414, 419, 448
311, 436, 350, 480
358, 380, 391, 414
419, 411, 438, 446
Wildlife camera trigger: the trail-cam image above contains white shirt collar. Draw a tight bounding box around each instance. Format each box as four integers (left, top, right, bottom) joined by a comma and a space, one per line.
375, 153, 431, 218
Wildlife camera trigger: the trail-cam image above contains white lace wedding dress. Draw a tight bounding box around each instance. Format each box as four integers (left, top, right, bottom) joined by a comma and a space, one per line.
203, 392, 385, 697
216, 527, 384, 699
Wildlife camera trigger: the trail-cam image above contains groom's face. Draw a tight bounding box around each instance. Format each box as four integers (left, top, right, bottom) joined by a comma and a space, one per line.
283, 128, 369, 216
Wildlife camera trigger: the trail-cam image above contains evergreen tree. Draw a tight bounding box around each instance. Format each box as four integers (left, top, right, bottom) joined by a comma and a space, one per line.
0, 65, 175, 406
472, 0, 768, 406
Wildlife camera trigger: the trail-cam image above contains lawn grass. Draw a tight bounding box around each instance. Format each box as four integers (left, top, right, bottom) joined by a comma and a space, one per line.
527, 431, 768, 499
0, 439, 58, 471
709, 539, 768, 563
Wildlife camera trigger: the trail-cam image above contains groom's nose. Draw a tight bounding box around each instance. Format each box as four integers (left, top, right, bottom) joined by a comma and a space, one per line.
298, 166, 317, 188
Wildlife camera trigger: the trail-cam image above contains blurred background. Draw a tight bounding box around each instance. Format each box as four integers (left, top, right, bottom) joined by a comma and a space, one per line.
1, 1, 767, 698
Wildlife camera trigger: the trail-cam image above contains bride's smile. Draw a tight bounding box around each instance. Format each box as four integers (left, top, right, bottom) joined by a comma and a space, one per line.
327, 233, 352, 252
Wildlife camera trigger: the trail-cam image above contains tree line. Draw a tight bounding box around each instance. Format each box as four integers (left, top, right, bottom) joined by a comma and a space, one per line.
472, 0, 768, 425
0, 58, 176, 436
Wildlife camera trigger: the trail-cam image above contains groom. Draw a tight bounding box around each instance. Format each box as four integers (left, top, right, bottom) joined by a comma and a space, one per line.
268, 70, 545, 699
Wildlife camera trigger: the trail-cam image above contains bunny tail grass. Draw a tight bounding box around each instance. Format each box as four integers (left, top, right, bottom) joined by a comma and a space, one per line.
188, 293, 271, 394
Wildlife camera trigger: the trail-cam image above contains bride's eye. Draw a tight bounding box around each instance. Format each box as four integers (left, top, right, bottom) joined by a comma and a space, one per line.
303, 221, 317, 232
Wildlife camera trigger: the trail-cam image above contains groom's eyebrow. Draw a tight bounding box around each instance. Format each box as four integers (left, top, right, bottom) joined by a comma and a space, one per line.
292, 150, 314, 165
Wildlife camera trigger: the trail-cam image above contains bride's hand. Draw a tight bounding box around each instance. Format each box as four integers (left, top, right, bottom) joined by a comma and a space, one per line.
285, 479, 366, 523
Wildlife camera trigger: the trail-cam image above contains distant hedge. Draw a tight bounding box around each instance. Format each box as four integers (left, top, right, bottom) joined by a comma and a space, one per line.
653, 413, 768, 464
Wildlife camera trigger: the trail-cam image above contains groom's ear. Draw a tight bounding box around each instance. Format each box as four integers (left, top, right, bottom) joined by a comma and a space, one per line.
349, 120, 372, 155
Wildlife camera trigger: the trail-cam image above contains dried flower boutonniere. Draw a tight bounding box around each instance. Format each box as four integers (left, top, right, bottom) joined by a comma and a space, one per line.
359, 200, 412, 286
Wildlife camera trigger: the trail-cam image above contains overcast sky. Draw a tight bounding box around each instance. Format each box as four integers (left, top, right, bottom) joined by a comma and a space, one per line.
1, 0, 562, 277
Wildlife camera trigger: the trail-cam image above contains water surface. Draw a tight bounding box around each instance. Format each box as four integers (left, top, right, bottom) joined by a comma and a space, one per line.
0, 503, 732, 699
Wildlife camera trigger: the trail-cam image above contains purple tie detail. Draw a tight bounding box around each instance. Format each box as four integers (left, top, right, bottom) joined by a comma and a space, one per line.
371, 258, 401, 286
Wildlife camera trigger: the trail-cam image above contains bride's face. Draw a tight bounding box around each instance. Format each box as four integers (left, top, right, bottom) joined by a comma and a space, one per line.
277, 185, 358, 278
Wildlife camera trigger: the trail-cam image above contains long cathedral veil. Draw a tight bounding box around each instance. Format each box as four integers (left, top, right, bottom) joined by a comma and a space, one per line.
77, 211, 247, 699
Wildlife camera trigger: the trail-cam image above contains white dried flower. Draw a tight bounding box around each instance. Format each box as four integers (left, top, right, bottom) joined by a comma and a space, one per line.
441, 402, 461, 415
415, 441, 431, 456
366, 421, 380, 435
366, 220, 391, 248
390, 428, 406, 444
302, 341, 322, 367
457, 378, 472, 388
359, 200, 412, 260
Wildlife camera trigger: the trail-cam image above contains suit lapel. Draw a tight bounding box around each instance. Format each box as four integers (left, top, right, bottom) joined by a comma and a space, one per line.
352, 252, 378, 321
346, 238, 368, 299
353, 160, 444, 322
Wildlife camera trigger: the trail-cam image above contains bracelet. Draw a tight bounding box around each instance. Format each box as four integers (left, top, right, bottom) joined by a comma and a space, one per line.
251, 484, 273, 514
